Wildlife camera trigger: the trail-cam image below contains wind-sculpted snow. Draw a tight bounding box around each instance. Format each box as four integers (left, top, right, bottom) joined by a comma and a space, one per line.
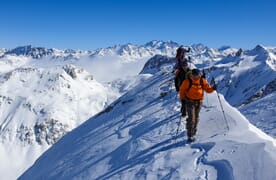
20, 71, 276, 180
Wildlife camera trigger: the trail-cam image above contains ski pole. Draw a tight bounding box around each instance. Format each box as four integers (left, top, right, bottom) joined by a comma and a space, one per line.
175, 115, 182, 142
211, 78, 230, 131
187, 56, 191, 68
202, 69, 209, 107
205, 92, 209, 107
175, 89, 178, 101
170, 79, 175, 99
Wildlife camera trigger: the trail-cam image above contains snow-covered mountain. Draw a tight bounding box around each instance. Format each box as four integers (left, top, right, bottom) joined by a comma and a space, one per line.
210, 45, 276, 104
204, 45, 276, 137
190, 43, 237, 66
0, 40, 186, 179
0, 41, 177, 83
19, 70, 276, 180
0, 41, 275, 179
0, 41, 235, 77
0, 41, 179, 61
0, 64, 113, 179
2, 45, 55, 59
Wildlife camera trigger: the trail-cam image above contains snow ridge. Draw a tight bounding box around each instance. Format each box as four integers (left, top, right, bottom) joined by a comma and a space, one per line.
19, 70, 276, 180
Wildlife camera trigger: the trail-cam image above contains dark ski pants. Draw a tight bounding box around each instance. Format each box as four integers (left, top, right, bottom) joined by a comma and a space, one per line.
174, 77, 179, 92
175, 76, 184, 92
181, 100, 187, 117
186, 100, 202, 138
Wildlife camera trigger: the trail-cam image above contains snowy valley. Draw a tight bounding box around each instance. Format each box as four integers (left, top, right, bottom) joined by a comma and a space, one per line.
0, 41, 275, 179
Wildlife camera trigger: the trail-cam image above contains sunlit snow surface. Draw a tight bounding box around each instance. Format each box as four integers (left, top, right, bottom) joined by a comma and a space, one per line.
0, 42, 275, 179
20, 72, 276, 180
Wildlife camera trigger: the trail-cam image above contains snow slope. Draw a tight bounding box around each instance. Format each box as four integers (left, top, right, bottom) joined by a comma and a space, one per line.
240, 92, 276, 137
0, 41, 181, 179
0, 65, 111, 179
204, 45, 276, 137
20, 71, 276, 180
0, 40, 185, 179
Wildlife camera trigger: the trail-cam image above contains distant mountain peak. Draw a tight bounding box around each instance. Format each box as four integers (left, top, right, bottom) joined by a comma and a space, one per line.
218, 45, 231, 51
191, 43, 206, 49
7, 45, 32, 55
144, 40, 179, 48
254, 44, 267, 51
4, 45, 55, 59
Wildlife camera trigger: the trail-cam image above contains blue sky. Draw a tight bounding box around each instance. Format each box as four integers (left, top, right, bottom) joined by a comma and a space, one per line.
1, 0, 275, 50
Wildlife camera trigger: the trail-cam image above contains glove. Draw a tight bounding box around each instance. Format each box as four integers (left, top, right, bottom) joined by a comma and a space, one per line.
174, 69, 180, 76
212, 84, 217, 91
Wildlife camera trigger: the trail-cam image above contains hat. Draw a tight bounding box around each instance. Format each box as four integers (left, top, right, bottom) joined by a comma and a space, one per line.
192, 69, 200, 76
